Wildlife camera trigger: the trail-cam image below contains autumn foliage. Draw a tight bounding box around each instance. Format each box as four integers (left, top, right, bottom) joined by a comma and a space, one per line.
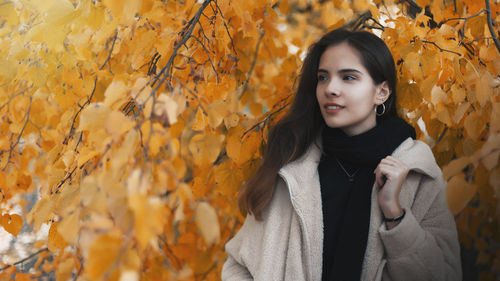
0, 0, 499, 280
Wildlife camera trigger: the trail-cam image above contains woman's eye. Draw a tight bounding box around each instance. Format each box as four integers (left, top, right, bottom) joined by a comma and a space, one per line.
318, 75, 327, 81
343, 75, 356, 81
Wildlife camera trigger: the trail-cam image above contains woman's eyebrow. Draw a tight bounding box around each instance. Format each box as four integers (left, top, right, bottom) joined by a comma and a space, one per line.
338, 68, 363, 74
317, 68, 328, 73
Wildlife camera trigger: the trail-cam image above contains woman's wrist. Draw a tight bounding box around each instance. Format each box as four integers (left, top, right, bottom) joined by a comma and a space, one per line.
381, 204, 405, 230
380, 202, 403, 218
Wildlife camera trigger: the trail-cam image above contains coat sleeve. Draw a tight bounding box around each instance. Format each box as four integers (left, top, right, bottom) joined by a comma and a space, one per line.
221, 213, 256, 281
378, 175, 462, 281
222, 248, 254, 280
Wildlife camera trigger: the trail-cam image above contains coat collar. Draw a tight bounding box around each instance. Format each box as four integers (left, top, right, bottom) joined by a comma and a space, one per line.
280, 137, 441, 198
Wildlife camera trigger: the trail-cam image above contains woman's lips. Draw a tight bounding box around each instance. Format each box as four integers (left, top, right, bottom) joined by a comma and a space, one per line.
324, 104, 344, 113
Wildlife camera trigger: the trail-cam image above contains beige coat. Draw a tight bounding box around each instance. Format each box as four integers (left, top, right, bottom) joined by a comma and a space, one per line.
221, 137, 462, 281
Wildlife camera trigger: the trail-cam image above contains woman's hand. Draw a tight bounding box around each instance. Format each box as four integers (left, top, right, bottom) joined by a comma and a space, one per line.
374, 156, 409, 228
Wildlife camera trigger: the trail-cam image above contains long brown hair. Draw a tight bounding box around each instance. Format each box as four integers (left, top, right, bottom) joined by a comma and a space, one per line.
238, 28, 399, 220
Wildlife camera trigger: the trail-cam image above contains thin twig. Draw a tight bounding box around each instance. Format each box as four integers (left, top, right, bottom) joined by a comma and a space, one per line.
0, 91, 25, 111
99, 29, 119, 71
440, 9, 486, 24
0, 248, 49, 271
53, 165, 77, 194
191, 35, 219, 82
213, 0, 237, 55
422, 40, 462, 56
153, 0, 213, 93
242, 100, 290, 138
2, 96, 32, 171
485, 0, 500, 53
441, 9, 486, 39
239, 30, 265, 99
64, 76, 98, 144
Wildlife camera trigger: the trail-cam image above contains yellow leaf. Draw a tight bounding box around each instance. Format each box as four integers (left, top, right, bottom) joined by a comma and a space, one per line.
55, 258, 75, 281
119, 270, 139, 281
453, 102, 470, 124
195, 202, 220, 246
48, 222, 67, 252
0, 214, 23, 237
224, 112, 240, 129
214, 161, 244, 196
57, 209, 80, 244
476, 72, 493, 107
443, 156, 471, 180
77, 147, 100, 167
131, 77, 152, 104
15, 173, 32, 190
430, 86, 448, 105
86, 232, 122, 280
28, 197, 54, 230
104, 80, 129, 109
438, 24, 455, 38
188, 134, 224, 166
153, 93, 180, 126
352, 0, 370, 12
129, 195, 166, 249
206, 100, 230, 129
78, 103, 111, 132
432, 103, 452, 127
105, 110, 135, 140
192, 107, 208, 131
446, 174, 477, 215
464, 111, 482, 139
480, 133, 500, 170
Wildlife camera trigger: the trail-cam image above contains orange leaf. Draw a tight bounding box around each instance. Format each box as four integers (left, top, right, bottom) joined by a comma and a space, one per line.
188, 134, 223, 167
15, 173, 32, 190
48, 221, 67, 252
194, 202, 220, 246
214, 161, 244, 197
446, 173, 477, 215
0, 214, 23, 236
443, 156, 471, 181
476, 72, 493, 107
86, 233, 122, 280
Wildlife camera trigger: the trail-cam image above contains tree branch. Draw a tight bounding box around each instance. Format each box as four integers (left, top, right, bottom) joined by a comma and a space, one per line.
153, 0, 213, 92
99, 29, 118, 72
2, 96, 32, 171
0, 248, 49, 271
422, 40, 462, 56
239, 30, 265, 99
212, 0, 237, 55
485, 0, 500, 53
64, 76, 98, 145
191, 35, 219, 82
242, 98, 290, 139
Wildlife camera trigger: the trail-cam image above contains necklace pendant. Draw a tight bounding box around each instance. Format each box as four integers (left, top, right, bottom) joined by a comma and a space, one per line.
348, 177, 354, 183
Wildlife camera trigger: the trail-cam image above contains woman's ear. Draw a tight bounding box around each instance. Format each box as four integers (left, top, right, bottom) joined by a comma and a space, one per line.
375, 81, 391, 105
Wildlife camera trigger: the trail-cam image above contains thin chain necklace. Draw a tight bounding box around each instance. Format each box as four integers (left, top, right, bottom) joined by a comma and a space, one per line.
335, 158, 359, 183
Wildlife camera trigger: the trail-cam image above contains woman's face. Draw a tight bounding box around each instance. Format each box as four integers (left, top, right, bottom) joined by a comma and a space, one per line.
316, 42, 388, 136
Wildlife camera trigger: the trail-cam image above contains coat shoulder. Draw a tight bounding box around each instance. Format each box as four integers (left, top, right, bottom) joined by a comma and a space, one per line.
392, 138, 443, 180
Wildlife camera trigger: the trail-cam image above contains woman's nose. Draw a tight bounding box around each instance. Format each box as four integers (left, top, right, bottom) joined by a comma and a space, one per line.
325, 80, 340, 96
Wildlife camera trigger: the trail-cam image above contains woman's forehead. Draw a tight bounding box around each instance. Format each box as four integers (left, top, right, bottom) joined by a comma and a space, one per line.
318, 43, 366, 73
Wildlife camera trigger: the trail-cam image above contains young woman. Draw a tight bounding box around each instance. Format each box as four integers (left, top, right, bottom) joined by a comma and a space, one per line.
221, 29, 462, 281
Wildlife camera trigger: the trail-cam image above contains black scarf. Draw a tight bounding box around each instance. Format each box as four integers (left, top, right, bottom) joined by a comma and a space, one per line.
319, 117, 416, 281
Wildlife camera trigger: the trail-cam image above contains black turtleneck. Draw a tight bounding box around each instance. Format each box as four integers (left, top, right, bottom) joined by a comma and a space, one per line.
319, 117, 416, 281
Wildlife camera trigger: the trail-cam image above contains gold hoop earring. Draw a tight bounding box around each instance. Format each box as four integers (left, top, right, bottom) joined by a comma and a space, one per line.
376, 103, 386, 116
